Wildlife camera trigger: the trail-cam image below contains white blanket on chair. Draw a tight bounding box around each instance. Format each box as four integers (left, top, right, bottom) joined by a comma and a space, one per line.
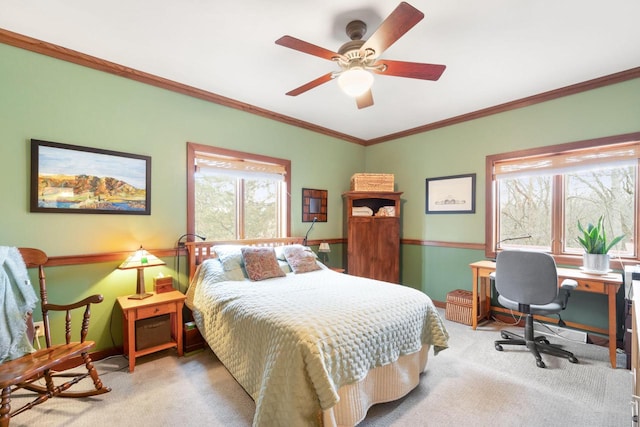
0, 247, 39, 362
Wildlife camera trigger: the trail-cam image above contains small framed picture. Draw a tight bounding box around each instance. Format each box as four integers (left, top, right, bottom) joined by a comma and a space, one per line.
426, 173, 476, 214
302, 188, 327, 222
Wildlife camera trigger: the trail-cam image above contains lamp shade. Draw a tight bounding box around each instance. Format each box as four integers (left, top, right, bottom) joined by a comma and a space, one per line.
118, 246, 165, 270
118, 246, 165, 299
337, 68, 374, 97
318, 242, 331, 253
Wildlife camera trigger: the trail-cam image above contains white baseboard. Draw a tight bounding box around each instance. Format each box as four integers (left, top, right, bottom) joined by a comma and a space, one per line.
533, 322, 587, 343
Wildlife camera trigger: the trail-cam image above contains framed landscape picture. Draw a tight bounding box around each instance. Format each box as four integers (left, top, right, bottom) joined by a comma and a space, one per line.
30, 139, 151, 215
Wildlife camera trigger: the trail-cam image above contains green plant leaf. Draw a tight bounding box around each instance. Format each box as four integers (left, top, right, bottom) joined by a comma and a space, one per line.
576, 215, 624, 255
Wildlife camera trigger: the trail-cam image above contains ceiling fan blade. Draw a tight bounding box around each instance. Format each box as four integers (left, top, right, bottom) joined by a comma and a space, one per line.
360, 2, 424, 58
356, 90, 374, 109
275, 35, 339, 61
285, 73, 334, 96
374, 59, 446, 80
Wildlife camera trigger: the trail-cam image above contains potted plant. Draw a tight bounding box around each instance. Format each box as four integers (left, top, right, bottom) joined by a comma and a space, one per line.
577, 215, 624, 273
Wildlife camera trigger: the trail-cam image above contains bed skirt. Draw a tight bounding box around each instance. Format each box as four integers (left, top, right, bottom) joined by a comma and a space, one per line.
322, 345, 430, 427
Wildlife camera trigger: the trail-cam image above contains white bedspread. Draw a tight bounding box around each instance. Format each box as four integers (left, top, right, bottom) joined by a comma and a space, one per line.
188, 260, 449, 426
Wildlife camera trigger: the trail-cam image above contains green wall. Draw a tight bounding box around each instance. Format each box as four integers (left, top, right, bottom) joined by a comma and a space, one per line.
367, 78, 640, 330
0, 43, 362, 350
2, 40, 639, 349
0, 43, 363, 254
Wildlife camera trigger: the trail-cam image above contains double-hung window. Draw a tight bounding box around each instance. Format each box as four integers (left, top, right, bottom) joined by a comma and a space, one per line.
485, 133, 640, 264
187, 143, 290, 240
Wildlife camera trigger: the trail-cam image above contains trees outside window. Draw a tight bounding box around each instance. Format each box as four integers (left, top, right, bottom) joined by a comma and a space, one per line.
187, 143, 290, 240
486, 133, 640, 264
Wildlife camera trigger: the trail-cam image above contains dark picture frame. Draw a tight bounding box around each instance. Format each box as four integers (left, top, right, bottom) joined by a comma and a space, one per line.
302, 188, 327, 222
30, 139, 151, 215
426, 173, 476, 214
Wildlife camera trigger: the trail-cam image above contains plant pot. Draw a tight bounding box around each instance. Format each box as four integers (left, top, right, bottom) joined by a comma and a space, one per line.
582, 253, 610, 273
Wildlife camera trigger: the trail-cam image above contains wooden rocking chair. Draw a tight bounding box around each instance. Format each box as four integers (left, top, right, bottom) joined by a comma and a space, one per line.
0, 248, 111, 427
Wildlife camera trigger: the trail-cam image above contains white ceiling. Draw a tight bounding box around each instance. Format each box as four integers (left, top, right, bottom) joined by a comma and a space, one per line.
1, 1, 639, 142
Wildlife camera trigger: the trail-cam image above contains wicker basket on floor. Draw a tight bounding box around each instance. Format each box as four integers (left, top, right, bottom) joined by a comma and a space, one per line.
445, 289, 476, 326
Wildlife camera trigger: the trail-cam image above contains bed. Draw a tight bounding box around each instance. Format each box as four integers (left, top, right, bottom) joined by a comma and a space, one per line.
184, 238, 448, 427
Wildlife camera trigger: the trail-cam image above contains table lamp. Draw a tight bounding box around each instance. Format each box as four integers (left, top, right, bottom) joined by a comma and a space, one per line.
318, 242, 331, 265
118, 246, 166, 299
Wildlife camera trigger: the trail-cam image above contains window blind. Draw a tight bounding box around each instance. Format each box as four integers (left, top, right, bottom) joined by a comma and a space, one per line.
195, 154, 286, 181
494, 141, 640, 179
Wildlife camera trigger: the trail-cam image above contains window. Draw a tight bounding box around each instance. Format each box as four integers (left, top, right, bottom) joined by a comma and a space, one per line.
187, 143, 291, 240
486, 133, 640, 264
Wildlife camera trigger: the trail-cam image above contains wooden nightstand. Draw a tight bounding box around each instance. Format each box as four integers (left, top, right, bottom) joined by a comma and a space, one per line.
117, 291, 186, 372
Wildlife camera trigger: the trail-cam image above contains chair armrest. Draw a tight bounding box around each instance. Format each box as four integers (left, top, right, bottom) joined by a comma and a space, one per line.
560, 279, 578, 291
41, 294, 104, 346
557, 279, 577, 311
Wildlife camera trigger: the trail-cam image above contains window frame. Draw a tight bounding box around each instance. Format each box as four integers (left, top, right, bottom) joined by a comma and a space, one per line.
187, 142, 291, 240
485, 132, 640, 265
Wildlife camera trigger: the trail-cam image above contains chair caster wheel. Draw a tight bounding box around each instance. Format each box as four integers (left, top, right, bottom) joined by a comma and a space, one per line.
536, 360, 546, 368
569, 357, 578, 364
501, 332, 509, 339
495, 344, 503, 351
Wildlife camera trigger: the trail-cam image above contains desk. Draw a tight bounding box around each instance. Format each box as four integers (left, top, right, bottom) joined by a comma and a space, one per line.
469, 260, 623, 368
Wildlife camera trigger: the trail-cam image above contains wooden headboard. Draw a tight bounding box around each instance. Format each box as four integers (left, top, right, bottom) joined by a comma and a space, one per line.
184, 237, 304, 281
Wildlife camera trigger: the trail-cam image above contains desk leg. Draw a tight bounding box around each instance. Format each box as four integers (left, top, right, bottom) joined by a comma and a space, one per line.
481, 276, 491, 322
608, 287, 617, 368
471, 268, 479, 330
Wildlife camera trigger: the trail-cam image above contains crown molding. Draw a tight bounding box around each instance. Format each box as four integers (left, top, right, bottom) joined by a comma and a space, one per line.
2, 27, 638, 146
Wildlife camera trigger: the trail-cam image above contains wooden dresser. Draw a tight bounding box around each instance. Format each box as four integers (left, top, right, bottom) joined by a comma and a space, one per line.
343, 191, 402, 283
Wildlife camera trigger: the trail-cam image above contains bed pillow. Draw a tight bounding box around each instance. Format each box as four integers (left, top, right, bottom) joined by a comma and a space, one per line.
274, 245, 291, 261
213, 245, 245, 271
241, 247, 286, 281
275, 244, 317, 261
278, 260, 292, 274
282, 245, 322, 274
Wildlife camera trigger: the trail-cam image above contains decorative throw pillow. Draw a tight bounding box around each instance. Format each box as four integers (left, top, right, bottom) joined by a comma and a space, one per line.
275, 244, 317, 261
282, 245, 322, 274
241, 247, 286, 281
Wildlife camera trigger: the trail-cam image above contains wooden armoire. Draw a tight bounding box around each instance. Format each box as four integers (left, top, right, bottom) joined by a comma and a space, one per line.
342, 191, 402, 283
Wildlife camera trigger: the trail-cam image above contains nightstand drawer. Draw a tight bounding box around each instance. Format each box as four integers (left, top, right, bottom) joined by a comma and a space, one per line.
137, 303, 174, 319
576, 280, 605, 293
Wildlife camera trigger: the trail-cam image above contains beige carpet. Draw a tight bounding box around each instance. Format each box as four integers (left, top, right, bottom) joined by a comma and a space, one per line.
8, 310, 632, 426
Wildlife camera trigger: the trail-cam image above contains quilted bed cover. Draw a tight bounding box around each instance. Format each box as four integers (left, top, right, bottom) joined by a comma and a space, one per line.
188, 261, 449, 426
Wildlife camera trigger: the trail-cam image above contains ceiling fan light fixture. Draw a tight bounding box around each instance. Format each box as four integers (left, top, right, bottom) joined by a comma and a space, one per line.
337, 68, 373, 97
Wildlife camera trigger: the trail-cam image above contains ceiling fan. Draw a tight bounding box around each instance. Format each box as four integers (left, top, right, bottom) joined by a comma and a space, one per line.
275, 2, 446, 109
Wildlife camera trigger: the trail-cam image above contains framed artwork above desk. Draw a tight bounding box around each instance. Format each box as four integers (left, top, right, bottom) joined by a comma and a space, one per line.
469, 260, 623, 368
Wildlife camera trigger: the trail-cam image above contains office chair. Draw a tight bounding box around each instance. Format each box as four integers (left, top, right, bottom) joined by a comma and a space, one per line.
492, 250, 579, 368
